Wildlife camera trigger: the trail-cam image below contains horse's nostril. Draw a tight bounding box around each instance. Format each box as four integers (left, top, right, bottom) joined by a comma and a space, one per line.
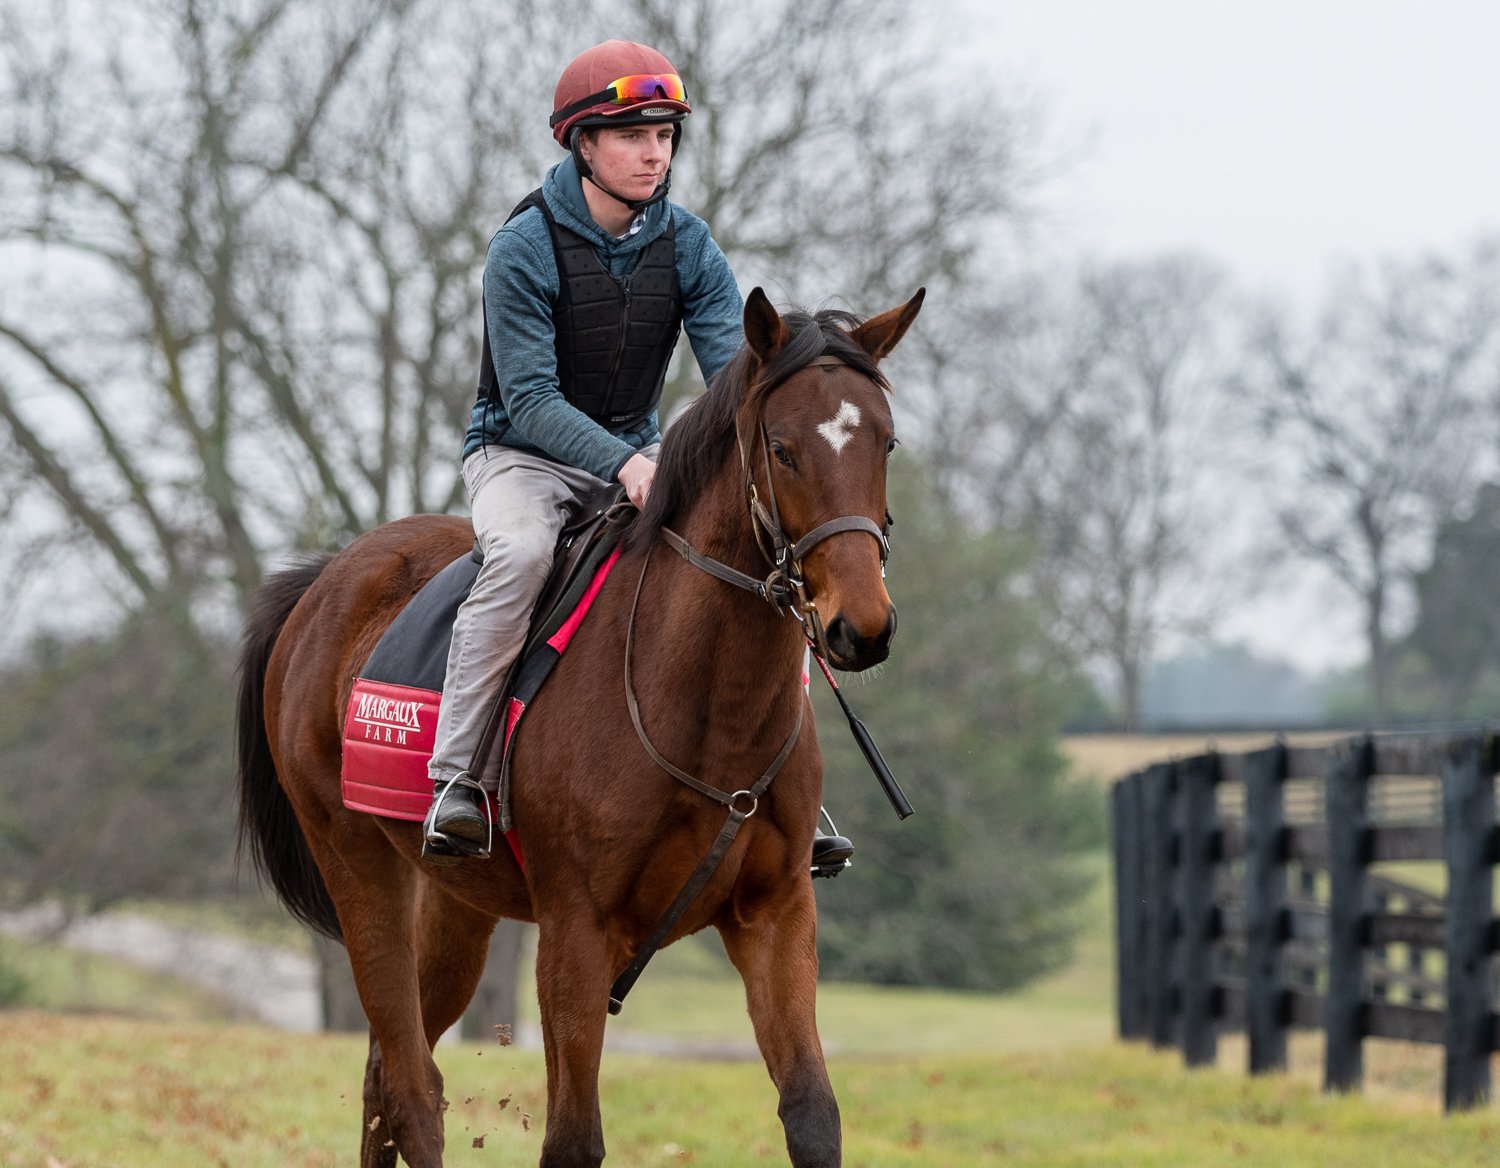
825, 611, 896, 669
826, 616, 856, 660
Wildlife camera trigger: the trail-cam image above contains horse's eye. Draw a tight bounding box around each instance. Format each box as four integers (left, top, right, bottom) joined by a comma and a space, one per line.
771, 441, 794, 468
886, 437, 900, 456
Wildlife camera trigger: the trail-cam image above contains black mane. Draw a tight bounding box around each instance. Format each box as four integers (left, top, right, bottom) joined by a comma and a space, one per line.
624, 307, 890, 553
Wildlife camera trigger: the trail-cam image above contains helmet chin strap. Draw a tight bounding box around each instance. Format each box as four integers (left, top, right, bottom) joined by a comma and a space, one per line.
583, 168, 673, 212
569, 123, 680, 213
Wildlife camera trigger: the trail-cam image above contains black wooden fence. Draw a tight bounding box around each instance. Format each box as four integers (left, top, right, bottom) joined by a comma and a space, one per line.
1111, 732, 1499, 1111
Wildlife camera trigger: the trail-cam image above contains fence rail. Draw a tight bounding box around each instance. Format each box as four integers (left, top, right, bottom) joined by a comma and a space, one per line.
1111, 732, 1500, 1111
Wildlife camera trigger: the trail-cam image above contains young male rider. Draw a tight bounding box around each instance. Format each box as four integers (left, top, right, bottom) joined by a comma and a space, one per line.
424, 40, 854, 876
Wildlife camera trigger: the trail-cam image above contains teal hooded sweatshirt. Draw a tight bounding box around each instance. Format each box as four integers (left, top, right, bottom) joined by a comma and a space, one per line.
463, 155, 745, 481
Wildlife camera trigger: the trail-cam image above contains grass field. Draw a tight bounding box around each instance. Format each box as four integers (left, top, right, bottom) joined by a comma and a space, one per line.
2, 732, 1488, 1164
3, 1010, 1499, 1168
0, 938, 242, 1023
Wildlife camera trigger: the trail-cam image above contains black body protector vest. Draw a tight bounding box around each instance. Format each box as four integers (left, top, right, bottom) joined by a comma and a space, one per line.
477, 189, 683, 428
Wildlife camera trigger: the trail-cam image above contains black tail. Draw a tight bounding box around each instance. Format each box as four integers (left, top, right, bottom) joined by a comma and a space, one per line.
235, 555, 344, 941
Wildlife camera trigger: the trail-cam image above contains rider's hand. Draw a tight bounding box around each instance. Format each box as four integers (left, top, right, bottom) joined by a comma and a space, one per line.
617, 453, 656, 509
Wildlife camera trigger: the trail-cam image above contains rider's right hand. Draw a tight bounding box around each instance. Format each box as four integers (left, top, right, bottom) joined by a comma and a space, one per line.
617, 453, 656, 509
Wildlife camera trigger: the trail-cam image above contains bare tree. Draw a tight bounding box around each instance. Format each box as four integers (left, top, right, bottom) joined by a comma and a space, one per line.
896, 270, 1111, 528
0, 0, 576, 621
1061, 257, 1235, 726
651, 0, 1034, 295
1247, 240, 1500, 722
876, 247, 1247, 732
0, 0, 1039, 615
0, 0, 1045, 1023
0, 0, 578, 1027
632, 0, 1042, 414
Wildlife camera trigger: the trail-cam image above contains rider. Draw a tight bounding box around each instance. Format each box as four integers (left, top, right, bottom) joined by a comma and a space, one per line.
425, 40, 855, 876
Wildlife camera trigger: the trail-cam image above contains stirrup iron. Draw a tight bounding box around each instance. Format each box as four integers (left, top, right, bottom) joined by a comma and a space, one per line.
422, 772, 493, 861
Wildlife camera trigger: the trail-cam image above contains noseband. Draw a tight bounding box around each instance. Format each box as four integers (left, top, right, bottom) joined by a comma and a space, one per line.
660, 355, 891, 656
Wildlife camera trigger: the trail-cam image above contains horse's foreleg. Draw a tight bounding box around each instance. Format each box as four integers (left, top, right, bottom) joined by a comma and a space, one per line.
720, 885, 841, 1168
311, 838, 449, 1168
360, 1033, 398, 1168
534, 920, 613, 1168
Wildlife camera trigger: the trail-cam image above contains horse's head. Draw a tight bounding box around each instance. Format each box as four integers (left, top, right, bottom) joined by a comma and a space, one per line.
738, 287, 924, 672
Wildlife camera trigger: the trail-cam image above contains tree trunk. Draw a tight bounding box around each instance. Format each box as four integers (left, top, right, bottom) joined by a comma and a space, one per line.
312, 931, 367, 1032
460, 919, 530, 1042
1119, 653, 1143, 733
1367, 575, 1388, 725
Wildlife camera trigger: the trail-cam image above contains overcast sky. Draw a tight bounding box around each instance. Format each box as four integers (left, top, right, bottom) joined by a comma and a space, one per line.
966, 1, 1500, 303
956, 1, 1500, 671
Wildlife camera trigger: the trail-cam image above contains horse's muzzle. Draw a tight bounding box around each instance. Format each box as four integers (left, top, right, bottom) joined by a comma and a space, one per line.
825, 606, 897, 671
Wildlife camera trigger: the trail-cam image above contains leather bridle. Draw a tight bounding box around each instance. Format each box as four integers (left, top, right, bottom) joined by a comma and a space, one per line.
608, 352, 893, 1015
663, 355, 892, 658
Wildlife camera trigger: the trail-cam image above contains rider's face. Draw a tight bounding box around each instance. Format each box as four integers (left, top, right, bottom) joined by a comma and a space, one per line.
580, 124, 674, 201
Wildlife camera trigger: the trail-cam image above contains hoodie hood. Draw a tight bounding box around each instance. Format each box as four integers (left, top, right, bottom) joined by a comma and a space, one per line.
542, 154, 671, 257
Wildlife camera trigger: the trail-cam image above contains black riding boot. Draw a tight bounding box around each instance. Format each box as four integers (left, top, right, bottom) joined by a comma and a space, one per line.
811, 828, 854, 878
422, 775, 491, 860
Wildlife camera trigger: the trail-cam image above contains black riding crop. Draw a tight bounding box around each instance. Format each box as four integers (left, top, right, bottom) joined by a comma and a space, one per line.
810, 649, 914, 820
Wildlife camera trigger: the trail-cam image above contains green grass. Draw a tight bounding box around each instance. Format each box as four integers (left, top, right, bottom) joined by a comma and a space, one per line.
547, 852, 1115, 1057
2, 1011, 1497, 1167
0, 848, 1116, 1057
5, 850, 1497, 1165
0, 937, 240, 1023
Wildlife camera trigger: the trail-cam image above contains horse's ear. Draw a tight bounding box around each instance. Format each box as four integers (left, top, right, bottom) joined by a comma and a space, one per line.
744, 287, 790, 365
851, 287, 926, 361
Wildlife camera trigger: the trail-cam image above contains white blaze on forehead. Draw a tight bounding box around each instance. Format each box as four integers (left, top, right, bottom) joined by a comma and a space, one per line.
817, 400, 863, 455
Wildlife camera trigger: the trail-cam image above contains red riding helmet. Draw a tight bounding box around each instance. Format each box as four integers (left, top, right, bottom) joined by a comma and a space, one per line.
550, 40, 692, 148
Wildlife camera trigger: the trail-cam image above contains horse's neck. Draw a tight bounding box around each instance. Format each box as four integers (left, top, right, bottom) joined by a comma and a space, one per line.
638, 474, 808, 751
675, 463, 772, 590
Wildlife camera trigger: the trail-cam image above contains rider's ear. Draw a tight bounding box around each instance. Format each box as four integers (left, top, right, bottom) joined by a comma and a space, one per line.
851, 288, 926, 361
744, 287, 790, 366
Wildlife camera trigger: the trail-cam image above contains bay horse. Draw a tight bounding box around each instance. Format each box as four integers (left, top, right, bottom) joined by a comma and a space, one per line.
236, 286, 923, 1167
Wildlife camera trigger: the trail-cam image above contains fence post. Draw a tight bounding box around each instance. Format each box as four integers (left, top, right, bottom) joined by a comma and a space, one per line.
1113, 773, 1148, 1040
1443, 735, 1494, 1111
1142, 761, 1178, 1049
1178, 753, 1219, 1067
1325, 736, 1372, 1094
1244, 742, 1289, 1074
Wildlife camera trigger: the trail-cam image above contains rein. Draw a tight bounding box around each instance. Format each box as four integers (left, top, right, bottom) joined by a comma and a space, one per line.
607, 352, 891, 1015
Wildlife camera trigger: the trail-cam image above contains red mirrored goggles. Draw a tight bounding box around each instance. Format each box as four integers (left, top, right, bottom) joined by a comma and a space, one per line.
551, 73, 689, 128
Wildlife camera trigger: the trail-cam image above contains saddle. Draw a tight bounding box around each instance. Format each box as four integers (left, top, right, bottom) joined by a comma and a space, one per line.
339, 485, 632, 862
